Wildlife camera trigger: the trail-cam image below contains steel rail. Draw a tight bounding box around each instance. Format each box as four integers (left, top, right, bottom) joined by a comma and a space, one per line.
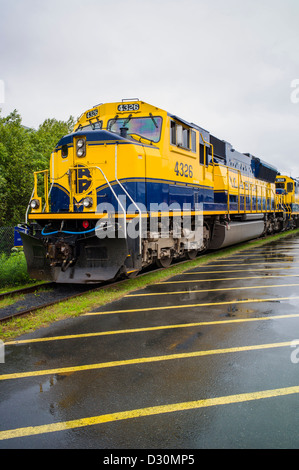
0, 282, 56, 301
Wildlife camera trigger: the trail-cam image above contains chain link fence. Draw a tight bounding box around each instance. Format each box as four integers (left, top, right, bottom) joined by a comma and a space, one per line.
0, 227, 15, 255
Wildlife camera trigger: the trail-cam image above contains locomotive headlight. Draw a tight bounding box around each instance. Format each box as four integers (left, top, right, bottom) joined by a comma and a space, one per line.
76, 138, 86, 157
82, 197, 93, 208
30, 199, 40, 209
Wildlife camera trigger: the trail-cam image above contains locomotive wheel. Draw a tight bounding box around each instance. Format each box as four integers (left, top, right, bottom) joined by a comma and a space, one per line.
185, 249, 197, 260
156, 256, 172, 268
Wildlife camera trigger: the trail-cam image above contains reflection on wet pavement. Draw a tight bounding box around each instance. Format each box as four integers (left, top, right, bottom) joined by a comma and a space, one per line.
1, 234, 299, 449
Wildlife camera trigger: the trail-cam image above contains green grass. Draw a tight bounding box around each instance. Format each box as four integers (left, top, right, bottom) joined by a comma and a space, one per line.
0, 294, 26, 309
0, 251, 35, 289
1, 228, 299, 342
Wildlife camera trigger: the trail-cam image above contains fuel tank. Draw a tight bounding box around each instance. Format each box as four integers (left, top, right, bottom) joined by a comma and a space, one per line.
209, 220, 265, 250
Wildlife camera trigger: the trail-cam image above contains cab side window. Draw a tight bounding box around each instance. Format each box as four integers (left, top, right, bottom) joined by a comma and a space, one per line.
170, 120, 196, 153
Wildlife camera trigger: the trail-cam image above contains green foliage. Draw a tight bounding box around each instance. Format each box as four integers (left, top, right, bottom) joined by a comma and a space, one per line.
30, 116, 75, 171
0, 109, 75, 226
0, 251, 32, 287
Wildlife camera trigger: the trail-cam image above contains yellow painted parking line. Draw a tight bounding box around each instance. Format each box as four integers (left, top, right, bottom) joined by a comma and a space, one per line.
6, 313, 299, 346
181, 266, 299, 275
0, 340, 294, 382
225, 253, 299, 257
125, 283, 299, 297
158, 274, 299, 284
1, 384, 299, 440
82, 296, 299, 316
200, 261, 298, 268
245, 251, 299, 254
229, 250, 299, 255
218, 257, 295, 261
240, 248, 297, 251
226, 248, 299, 253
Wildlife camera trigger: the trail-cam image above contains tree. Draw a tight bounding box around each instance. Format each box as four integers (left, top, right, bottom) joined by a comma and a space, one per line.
30, 116, 75, 171
0, 110, 75, 226
0, 110, 35, 225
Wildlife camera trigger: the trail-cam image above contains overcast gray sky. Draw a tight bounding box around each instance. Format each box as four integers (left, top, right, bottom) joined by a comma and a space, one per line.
1, 0, 299, 176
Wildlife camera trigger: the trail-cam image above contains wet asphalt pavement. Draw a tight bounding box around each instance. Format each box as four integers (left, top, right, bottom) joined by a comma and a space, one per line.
1, 234, 299, 449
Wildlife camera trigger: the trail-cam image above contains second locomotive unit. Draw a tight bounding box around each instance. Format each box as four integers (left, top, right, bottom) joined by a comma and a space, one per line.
21, 100, 299, 283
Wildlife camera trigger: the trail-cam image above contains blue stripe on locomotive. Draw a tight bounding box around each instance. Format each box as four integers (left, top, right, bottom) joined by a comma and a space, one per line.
50, 180, 216, 213
51, 180, 277, 215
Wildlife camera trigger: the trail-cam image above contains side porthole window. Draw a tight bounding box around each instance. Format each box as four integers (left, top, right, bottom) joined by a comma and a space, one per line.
62, 144, 68, 158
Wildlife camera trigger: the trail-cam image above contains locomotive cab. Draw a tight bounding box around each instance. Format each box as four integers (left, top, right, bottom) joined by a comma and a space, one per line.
22, 100, 168, 282
275, 175, 299, 225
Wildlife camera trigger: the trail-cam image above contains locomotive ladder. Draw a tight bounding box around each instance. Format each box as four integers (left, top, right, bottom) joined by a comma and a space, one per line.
114, 143, 142, 255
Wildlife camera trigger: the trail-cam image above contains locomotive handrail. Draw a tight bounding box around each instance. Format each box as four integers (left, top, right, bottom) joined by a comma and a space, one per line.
226, 166, 230, 213
27, 170, 49, 219
219, 162, 281, 215
91, 165, 127, 239
68, 165, 127, 239
114, 143, 142, 254
46, 151, 55, 211
238, 170, 241, 212
35, 170, 49, 212
200, 133, 214, 180
25, 187, 35, 224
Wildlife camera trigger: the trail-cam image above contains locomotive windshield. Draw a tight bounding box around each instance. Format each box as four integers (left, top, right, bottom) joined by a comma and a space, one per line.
108, 116, 162, 142
77, 121, 103, 131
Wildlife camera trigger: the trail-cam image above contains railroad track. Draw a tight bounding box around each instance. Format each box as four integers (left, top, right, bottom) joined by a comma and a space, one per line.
0, 282, 55, 301
0, 253, 207, 323
0, 281, 109, 323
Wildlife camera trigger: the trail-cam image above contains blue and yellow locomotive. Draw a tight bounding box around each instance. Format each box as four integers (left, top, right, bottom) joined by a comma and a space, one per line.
21, 99, 299, 283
